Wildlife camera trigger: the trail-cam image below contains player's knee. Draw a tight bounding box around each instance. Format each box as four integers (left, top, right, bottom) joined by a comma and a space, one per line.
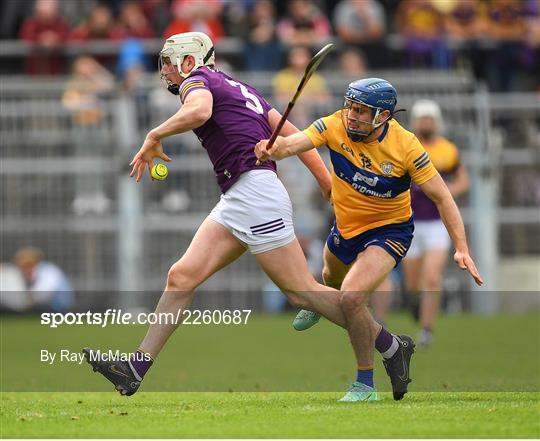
322, 266, 341, 289
340, 291, 368, 314
424, 275, 442, 292
167, 262, 200, 291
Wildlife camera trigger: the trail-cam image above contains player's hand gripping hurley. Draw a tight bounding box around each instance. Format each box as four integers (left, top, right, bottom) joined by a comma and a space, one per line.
256, 43, 334, 165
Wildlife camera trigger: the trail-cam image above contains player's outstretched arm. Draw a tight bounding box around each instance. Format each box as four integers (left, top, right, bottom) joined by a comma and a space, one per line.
267, 109, 331, 200
254, 132, 315, 163
419, 173, 484, 286
130, 89, 213, 181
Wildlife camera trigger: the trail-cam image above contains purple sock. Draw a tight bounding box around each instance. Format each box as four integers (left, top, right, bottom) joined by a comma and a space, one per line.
375, 327, 394, 353
129, 351, 153, 379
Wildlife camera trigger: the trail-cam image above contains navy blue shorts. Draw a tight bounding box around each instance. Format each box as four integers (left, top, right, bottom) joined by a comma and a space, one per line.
326, 217, 414, 267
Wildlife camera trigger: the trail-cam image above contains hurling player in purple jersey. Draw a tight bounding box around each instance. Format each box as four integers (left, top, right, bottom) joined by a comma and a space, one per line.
82, 32, 364, 398
404, 100, 470, 348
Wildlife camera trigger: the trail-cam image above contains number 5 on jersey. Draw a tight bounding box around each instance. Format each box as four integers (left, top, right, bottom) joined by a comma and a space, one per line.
226, 79, 264, 115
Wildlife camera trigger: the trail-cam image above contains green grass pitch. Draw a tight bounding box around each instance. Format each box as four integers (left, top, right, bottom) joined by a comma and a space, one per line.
1, 313, 539, 438
3, 391, 538, 438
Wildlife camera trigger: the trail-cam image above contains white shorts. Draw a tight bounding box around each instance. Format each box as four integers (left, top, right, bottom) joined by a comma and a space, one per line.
208, 170, 296, 254
406, 219, 451, 259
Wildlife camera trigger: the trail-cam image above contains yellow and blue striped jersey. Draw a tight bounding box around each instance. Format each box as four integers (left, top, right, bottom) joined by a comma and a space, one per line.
304, 111, 437, 239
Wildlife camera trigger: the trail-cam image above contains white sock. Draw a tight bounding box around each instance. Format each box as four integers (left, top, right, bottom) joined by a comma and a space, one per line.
381, 335, 399, 359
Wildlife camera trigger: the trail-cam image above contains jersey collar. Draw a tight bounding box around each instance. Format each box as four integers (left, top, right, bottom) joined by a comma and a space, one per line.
377, 122, 389, 143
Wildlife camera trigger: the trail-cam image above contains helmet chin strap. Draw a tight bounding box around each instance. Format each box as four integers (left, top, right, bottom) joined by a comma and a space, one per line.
167, 84, 180, 95
160, 72, 181, 95
346, 127, 374, 142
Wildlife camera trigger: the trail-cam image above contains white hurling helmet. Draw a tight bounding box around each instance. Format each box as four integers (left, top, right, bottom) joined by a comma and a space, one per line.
159, 31, 215, 94
410, 99, 444, 132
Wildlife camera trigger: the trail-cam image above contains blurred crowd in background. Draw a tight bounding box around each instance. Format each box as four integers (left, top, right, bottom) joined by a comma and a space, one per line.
1, 0, 539, 92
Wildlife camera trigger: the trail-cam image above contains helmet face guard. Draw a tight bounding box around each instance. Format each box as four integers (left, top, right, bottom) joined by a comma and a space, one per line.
158, 49, 182, 95
341, 99, 386, 142
341, 78, 397, 142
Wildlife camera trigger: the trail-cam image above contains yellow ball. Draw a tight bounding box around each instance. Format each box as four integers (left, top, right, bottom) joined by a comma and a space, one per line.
151, 163, 168, 180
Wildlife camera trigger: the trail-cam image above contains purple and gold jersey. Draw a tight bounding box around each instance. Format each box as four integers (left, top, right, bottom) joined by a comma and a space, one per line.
411, 137, 460, 220
180, 67, 276, 193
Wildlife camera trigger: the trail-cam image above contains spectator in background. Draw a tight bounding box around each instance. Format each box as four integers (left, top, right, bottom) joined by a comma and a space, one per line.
338, 47, 368, 76
115, 1, 153, 92
70, 3, 122, 41
70, 3, 123, 70
276, 0, 331, 47
118, 38, 147, 93
222, 0, 250, 39
58, 0, 96, 29
19, 0, 70, 75
272, 45, 329, 127
244, 0, 282, 71
485, 0, 527, 91
446, 0, 486, 41
14, 247, 74, 313
115, 2, 154, 92
333, 0, 386, 68
395, 0, 450, 68
141, 0, 170, 37
62, 55, 114, 125
62, 55, 114, 215
445, 0, 487, 75
523, 0, 540, 91
163, 0, 224, 42
117, 1, 154, 39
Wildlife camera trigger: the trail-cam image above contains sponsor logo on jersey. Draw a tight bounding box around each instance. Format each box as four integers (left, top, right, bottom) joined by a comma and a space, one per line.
340, 142, 354, 157
353, 171, 378, 187
338, 172, 393, 198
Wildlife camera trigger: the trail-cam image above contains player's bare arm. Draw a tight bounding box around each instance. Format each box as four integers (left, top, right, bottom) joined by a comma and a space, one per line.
130, 89, 213, 181
254, 132, 315, 163
419, 173, 483, 286
268, 109, 331, 200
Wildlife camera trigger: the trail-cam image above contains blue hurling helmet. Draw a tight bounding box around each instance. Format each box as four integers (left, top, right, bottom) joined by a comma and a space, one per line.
343, 78, 397, 142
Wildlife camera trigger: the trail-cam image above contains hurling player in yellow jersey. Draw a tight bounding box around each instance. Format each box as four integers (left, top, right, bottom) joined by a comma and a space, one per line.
255, 78, 482, 402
